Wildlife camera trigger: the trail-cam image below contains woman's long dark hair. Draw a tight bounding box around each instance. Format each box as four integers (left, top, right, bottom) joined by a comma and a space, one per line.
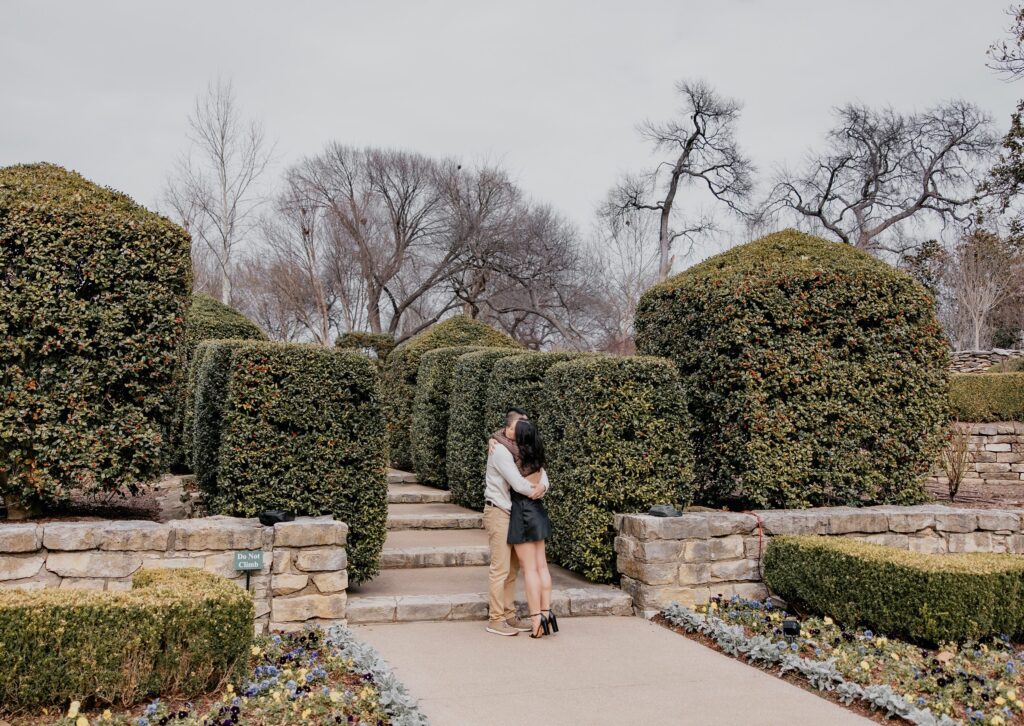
515, 419, 546, 473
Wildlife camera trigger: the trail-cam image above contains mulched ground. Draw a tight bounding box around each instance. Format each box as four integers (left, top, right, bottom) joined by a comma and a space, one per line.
925, 480, 1024, 509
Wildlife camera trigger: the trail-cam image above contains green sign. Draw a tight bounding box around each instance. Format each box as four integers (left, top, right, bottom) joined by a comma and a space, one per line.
235, 550, 264, 571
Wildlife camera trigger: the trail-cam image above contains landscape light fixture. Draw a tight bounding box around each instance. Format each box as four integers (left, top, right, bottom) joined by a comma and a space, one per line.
782, 619, 801, 638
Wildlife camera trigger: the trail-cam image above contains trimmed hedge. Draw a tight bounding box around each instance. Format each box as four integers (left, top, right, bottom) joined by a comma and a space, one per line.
0, 163, 191, 508
484, 351, 594, 433
764, 535, 1024, 644
542, 356, 694, 582
949, 373, 1024, 422
383, 317, 518, 469
192, 339, 256, 509
446, 348, 523, 509
170, 294, 267, 469
215, 343, 387, 583
635, 229, 949, 509
0, 568, 252, 709
411, 346, 488, 487
336, 331, 396, 366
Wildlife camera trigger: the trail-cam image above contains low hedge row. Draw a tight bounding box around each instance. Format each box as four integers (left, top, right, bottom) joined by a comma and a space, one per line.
948, 373, 1024, 422
383, 317, 518, 469
411, 346, 488, 487
0, 568, 252, 709
543, 356, 694, 582
763, 535, 1024, 644
213, 342, 388, 583
484, 351, 593, 433
446, 348, 522, 509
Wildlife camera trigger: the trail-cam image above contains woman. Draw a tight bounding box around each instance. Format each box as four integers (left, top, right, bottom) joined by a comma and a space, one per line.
506, 419, 557, 639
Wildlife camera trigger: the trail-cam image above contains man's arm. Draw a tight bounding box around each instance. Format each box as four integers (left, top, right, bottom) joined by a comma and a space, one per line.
493, 446, 544, 497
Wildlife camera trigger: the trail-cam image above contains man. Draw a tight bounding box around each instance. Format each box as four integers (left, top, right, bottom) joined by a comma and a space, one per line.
483, 407, 548, 636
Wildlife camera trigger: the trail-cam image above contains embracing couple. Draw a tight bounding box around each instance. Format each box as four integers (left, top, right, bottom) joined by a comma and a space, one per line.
483, 407, 558, 639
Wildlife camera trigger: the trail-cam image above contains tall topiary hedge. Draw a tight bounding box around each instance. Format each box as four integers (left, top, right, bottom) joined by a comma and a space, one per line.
542, 356, 694, 583
635, 229, 949, 510
0, 568, 252, 709
484, 351, 594, 433
169, 294, 267, 469
0, 163, 191, 510
411, 346, 488, 487
446, 348, 523, 509
383, 317, 518, 469
764, 536, 1024, 644
336, 331, 396, 366
213, 343, 388, 584
191, 339, 256, 509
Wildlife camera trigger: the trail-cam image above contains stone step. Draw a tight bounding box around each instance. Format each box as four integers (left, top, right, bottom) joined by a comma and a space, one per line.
381, 529, 490, 568
388, 469, 419, 485
387, 483, 452, 505
386, 503, 483, 530
347, 565, 633, 623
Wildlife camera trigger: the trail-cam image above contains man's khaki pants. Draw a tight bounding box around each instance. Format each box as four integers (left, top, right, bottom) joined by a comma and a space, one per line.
483, 504, 519, 622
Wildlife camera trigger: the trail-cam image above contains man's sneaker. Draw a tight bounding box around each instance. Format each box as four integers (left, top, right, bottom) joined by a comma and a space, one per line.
505, 615, 533, 633
485, 620, 519, 636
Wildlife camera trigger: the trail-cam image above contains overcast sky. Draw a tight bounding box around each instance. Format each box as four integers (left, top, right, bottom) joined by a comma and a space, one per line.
2, 1, 1022, 261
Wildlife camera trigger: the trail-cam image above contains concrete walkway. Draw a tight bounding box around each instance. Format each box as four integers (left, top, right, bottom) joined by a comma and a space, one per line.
354, 617, 871, 726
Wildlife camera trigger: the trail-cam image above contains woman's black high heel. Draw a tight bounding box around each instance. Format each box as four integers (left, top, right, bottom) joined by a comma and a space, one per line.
543, 609, 559, 634
529, 612, 550, 638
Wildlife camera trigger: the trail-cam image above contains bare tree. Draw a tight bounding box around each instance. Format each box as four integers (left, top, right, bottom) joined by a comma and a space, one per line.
164, 79, 272, 303
766, 102, 997, 254
605, 80, 754, 280
989, 4, 1024, 79
947, 230, 1024, 350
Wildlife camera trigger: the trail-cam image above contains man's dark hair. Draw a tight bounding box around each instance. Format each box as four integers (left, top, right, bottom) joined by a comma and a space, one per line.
506, 407, 528, 426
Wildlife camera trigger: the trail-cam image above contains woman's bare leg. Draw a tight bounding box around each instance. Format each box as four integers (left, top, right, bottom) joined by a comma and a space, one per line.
513, 542, 542, 634
537, 540, 552, 612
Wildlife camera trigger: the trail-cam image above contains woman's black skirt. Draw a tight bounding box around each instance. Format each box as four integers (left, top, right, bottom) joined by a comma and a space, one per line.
507, 493, 553, 545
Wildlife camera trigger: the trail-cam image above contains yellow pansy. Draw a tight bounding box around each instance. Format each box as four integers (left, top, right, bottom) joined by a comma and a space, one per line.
67, 701, 81, 719
991, 716, 1004, 725
251, 645, 262, 656
301, 709, 311, 719
860, 660, 870, 671
76, 717, 90, 726
102, 710, 112, 721
890, 653, 899, 661
226, 684, 234, 694
329, 690, 342, 703
823, 616, 833, 626
997, 696, 1007, 706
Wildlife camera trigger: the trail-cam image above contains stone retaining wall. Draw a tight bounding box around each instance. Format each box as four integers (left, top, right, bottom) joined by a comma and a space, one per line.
928, 422, 1024, 490
0, 515, 348, 633
614, 505, 1024, 617
950, 349, 1024, 373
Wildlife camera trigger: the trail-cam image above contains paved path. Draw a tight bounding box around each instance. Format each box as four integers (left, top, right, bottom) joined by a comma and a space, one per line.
354, 617, 871, 726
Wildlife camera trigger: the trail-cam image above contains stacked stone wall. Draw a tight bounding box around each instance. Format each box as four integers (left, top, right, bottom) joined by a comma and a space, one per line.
950, 349, 1024, 373
928, 422, 1024, 490
614, 505, 1024, 617
0, 515, 348, 633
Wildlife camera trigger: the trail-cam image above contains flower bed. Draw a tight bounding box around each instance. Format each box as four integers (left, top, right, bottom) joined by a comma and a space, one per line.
661, 597, 1024, 725
29, 626, 427, 726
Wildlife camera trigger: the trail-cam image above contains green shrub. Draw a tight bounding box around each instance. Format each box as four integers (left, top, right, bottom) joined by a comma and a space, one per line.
192, 340, 257, 508
0, 163, 191, 509
949, 373, 1024, 421
635, 229, 949, 509
383, 317, 518, 470
336, 331, 396, 366
446, 348, 523, 509
411, 346, 488, 487
987, 357, 1024, 373
0, 568, 252, 709
763, 535, 1024, 644
484, 352, 594, 433
215, 343, 388, 583
542, 356, 694, 582
169, 294, 267, 469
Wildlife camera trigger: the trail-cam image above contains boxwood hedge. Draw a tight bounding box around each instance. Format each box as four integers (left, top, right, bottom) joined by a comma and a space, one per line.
170, 294, 267, 469
446, 348, 523, 509
383, 317, 518, 470
484, 351, 594, 433
0, 163, 191, 510
949, 373, 1024, 422
0, 568, 252, 709
335, 331, 396, 366
411, 346, 489, 487
635, 229, 949, 509
214, 343, 388, 583
764, 535, 1024, 644
542, 356, 694, 582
